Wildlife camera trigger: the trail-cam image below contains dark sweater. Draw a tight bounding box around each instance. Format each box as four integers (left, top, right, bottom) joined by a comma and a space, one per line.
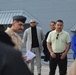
31, 26, 39, 48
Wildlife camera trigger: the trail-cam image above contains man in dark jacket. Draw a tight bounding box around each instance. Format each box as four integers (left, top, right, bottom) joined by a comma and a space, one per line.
0, 42, 33, 75
0, 30, 15, 47
43, 21, 56, 61
0, 31, 32, 75
43, 21, 56, 75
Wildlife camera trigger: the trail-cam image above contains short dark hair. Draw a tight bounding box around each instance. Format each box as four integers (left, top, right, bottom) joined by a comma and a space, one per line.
56, 19, 63, 24
51, 21, 56, 24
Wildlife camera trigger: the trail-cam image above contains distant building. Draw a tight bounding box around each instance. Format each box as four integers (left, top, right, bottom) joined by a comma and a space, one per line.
0, 10, 37, 32
0, 0, 76, 35
0, 10, 39, 38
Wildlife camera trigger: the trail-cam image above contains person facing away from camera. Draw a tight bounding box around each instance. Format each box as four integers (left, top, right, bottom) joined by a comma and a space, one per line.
0, 30, 15, 47
0, 41, 33, 75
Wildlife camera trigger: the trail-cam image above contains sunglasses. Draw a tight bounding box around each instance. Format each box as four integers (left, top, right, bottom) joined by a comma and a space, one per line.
56, 34, 59, 40
30, 22, 36, 23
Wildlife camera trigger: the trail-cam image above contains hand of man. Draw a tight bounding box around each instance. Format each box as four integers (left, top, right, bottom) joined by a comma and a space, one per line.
50, 52, 56, 58
22, 56, 27, 60
60, 52, 67, 59
22, 56, 31, 64
26, 60, 31, 64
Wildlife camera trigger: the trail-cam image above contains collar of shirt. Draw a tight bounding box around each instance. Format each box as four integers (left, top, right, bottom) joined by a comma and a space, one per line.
7, 27, 18, 37
54, 30, 64, 35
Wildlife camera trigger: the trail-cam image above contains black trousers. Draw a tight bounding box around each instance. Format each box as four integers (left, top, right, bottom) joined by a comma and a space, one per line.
49, 53, 67, 75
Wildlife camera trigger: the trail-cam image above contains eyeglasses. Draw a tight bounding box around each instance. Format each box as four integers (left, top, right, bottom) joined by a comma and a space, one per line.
56, 34, 59, 40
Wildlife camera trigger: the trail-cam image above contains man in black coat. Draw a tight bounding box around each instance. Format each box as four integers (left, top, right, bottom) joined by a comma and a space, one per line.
43, 21, 56, 61
0, 31, 32, 75
0, 30, 15, 47
0, 42, 33, 75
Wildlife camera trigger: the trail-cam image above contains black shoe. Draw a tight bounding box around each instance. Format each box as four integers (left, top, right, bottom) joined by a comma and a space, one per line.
31, 73, 34, 75
38, 74, 41, 75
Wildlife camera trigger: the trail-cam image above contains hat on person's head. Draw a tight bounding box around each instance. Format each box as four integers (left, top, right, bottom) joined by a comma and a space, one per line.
13, 15, 27, 23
